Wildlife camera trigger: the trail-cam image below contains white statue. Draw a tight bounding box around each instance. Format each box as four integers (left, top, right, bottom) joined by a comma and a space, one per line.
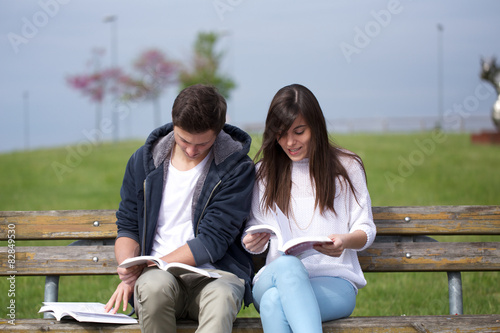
480, 57, 500, 131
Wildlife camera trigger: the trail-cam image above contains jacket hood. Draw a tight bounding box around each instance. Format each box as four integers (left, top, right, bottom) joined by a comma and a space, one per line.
142, 123, 252, 176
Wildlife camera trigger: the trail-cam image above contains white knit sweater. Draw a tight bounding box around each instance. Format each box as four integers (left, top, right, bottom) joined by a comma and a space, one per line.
245, 154, 376, 292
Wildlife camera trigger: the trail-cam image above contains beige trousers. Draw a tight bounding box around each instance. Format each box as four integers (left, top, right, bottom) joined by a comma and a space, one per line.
134, 266, 245, 333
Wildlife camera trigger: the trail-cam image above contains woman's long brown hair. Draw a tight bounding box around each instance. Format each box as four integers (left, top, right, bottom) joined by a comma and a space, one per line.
255, 84, 366, 217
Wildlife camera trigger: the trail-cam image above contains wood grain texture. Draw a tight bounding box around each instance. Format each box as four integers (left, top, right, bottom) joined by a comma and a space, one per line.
1, 206, 500, 332
2, 206, 499, 240
2, 315, 500, 333
0, 210, 117, 240
372, 206, 500, 235
2, 242, 499, 276
0, 245, 116, 275
359, 242, 500, 272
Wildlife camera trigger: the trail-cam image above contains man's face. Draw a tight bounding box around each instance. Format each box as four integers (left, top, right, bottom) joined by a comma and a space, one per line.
173, 126, 217, 162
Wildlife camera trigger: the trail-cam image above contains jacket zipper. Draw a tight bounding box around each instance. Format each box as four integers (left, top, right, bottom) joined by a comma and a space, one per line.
195, 180, 221, 235
142, 179, 147, 256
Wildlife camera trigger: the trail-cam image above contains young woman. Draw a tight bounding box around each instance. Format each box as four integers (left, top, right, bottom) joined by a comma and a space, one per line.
243, 84, 376, 333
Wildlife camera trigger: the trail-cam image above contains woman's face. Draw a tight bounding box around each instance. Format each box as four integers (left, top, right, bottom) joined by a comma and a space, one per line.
277, 114, 311, 162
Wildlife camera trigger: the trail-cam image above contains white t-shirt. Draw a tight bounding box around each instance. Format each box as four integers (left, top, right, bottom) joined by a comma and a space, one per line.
150, 152, 211, 258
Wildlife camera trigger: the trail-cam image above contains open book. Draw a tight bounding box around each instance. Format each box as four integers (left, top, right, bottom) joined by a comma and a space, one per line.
119, 256, 221, 279
38, 302, 138, 324
246, 207, 333, 258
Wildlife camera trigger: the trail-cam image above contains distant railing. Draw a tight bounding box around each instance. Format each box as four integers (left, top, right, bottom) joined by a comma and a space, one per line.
243, 115, 497, 134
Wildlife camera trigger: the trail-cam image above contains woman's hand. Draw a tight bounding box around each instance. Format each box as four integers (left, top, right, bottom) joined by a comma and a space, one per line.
314, 234, 345, 257
314, 230, 368, 257
243, 232, 271, 253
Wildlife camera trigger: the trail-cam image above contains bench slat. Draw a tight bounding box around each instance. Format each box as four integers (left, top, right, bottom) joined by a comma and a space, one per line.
0, 210, 117, 240
0, 245, 117, 275
2, 206, 499, 241
2, 242, 499, 276
359, 242, 500, 272
3, 315, 500, 333
372, 205, 500, 235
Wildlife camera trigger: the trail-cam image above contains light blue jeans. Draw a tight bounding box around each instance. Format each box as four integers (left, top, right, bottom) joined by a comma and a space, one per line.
252, 255, 356, 333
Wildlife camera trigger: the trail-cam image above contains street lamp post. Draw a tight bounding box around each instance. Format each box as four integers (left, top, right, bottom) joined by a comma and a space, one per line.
23, 90, 29, 150
437, 24, 444, 130
104, 15, 119, 142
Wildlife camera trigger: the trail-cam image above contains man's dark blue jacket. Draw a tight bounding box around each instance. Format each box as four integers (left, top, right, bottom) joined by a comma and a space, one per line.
115, 123, 256, 306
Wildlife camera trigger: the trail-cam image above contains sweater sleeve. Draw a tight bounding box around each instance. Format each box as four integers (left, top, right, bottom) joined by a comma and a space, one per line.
241, 177, 274, 255
343, 157, 377, 251
116, 149, 142, 244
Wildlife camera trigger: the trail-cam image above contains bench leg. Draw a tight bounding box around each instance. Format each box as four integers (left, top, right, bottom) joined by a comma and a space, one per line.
43, 276, 60, 319
447, 272, 463, 315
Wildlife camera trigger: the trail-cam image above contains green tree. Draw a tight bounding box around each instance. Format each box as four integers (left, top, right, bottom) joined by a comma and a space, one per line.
179, 31, 236, 99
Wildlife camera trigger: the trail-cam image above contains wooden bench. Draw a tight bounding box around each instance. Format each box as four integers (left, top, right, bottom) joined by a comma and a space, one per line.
1, 206, 500, 332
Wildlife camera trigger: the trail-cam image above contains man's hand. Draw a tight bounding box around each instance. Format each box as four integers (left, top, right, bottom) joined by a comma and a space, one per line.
105, 281, 134, 314
243, 232, 271, 253
105, 260, 145, 314
117, 264, 145, 285
105, 237, 142, 314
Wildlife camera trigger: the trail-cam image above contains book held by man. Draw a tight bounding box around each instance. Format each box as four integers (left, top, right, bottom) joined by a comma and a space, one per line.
38, 302, 138, 324
246, 207, 333, 258
119, 256, 221, 278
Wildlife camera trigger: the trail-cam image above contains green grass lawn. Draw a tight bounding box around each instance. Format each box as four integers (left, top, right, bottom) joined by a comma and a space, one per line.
1, 132, 499, 318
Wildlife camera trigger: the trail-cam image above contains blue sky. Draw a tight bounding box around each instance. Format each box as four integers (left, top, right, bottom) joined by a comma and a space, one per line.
1, 0, 500, 152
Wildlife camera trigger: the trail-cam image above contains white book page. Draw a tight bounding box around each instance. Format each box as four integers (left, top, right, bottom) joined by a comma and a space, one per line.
119, 256, 167, 269
39, 302, 137, 324
119, 256, 220, 278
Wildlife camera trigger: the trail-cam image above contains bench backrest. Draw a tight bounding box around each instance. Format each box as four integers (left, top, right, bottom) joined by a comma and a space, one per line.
1, 206, 499, 276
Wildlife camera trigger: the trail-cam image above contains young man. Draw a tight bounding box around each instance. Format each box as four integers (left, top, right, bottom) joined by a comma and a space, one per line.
105, 84, 255, 333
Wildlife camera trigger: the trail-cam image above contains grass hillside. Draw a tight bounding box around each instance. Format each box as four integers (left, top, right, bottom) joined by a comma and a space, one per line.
1, 132, 499, 318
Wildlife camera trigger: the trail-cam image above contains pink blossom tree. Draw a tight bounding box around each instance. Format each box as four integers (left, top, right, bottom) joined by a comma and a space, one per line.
125, 49, 178, 127
66, 48, 129, 143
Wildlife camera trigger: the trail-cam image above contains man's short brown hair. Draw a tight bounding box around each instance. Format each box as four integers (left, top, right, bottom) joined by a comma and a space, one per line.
172, 84, 227, 134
